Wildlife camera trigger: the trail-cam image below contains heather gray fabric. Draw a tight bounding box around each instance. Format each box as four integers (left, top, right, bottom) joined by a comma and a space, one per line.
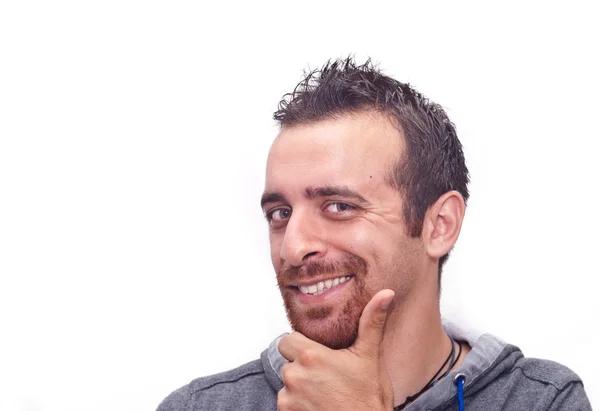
156, 321, 592, 410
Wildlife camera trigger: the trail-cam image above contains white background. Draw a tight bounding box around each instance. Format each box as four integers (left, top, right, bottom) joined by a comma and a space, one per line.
1, 1, 599, 410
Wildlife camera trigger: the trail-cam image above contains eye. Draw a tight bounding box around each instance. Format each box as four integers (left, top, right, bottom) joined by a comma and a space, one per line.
324, 202, 356, 213
266, 207, 292, 222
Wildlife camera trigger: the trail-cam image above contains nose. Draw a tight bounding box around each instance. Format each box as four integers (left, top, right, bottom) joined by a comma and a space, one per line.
279, 208, 327, 266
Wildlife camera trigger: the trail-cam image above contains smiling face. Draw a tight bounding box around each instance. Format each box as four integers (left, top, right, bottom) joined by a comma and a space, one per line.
262, 111, 427, 349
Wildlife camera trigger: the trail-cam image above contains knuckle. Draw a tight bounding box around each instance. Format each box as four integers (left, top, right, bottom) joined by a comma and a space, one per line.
278, 336, 290, 352
281, 364, 300, 390
298, 348, 319, 366
280, 363, 291, 383
372, 312, 386, 327
277, 390, 291, 410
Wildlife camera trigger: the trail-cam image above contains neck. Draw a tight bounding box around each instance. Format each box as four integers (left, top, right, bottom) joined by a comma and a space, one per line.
381, 289, 454, 407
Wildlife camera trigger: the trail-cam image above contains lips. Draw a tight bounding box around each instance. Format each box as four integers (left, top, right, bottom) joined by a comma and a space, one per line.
278, 254, 367, 305
295, 275, 353, 296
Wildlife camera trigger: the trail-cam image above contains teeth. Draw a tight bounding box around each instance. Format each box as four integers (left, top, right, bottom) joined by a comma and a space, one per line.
297, 276, 352, 295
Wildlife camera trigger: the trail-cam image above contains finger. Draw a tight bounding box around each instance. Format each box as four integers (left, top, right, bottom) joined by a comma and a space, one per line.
280, 362, 293, 387
277, 386, 291, 411
278, 331, 315, 362
351, 289, 395, 358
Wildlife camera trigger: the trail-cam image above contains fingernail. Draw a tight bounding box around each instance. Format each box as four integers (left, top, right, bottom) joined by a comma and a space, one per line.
381, 298, 392, 311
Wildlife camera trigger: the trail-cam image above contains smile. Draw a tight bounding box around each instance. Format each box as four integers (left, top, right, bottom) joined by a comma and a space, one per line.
296, 275, 354, 296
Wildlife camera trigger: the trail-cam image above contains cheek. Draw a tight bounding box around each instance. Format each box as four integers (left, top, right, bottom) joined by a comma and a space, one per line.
269, 232, 283, 268
330, 225, 379, 260
333, 225, 418, 280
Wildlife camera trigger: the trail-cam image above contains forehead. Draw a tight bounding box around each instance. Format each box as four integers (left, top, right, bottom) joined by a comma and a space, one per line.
265, 112, 403, 194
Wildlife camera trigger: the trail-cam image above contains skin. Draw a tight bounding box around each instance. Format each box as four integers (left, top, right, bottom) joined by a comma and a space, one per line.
262, 111, 470, 410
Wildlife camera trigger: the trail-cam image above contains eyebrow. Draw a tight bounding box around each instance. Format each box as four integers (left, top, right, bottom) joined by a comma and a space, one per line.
305, 186, 368, 203
260, 185, 369, 209
260, 192, 288, 209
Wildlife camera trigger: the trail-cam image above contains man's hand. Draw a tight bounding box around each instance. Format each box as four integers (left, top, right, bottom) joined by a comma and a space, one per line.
277, 289, 396, 411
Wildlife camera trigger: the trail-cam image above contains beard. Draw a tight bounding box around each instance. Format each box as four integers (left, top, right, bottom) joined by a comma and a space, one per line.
277, 253, 372, 349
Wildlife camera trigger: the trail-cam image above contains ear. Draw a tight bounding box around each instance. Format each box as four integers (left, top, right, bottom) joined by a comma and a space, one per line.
421, 191, 466, 260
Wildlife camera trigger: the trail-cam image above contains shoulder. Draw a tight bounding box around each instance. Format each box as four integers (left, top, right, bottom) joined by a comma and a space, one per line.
484, 349, 591, 410
511, 355, 583, 390
188, 359, 266, 392
459, 344, 591, 410
156, 359, 277, 411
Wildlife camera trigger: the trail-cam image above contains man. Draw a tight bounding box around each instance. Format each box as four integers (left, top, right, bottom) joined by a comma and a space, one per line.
157, 58, 591, 410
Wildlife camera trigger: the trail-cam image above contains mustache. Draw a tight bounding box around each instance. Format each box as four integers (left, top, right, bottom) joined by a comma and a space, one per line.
278, 254, 368, 282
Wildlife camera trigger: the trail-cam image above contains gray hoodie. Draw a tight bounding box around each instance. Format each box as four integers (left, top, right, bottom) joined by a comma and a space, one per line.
157, 321, 592, 410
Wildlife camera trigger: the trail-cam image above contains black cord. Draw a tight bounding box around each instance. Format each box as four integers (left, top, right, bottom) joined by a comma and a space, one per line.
440, 340, 463, 380
393, 336, 461, 411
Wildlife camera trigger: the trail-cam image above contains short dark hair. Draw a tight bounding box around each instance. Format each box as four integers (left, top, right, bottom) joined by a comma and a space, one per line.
273, 57, 470, 282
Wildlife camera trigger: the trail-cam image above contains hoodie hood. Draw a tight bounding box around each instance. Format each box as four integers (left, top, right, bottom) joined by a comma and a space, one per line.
260, 319, 515, 410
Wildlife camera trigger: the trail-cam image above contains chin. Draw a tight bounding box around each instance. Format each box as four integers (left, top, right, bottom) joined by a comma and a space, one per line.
299, 321, 359, 350
286, 303, 362, 350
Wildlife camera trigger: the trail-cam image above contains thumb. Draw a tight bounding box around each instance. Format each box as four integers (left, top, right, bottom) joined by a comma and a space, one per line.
350, 289, 395, 358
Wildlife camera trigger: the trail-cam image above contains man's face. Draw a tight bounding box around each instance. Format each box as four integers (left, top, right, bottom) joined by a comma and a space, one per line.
262, 112, 425, 349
